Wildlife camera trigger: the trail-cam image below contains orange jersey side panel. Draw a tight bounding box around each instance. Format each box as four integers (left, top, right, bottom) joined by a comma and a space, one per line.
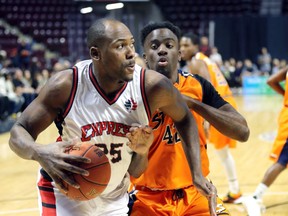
195, 52, 233, 98
195, 52, 237, 148
130, 73, 209, 190
284, 72, 288, 107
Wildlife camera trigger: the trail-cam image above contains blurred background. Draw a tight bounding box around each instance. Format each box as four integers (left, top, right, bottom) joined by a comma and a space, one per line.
1, 1, 288, 215
0, 0, 287, 68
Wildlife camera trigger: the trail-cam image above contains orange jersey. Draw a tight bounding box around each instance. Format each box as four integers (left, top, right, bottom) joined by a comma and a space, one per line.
131, 71, 227, 190
195, 52, 237, 148
284, 72, 288, 108
270, 71, 288, 161
195, 52, 233, 100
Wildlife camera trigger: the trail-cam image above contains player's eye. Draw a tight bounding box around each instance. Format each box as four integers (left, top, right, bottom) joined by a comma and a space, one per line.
117, 44, 124, 49
130, 42, 135, 49
166, 43, 174, 49
151, 44, 158, 50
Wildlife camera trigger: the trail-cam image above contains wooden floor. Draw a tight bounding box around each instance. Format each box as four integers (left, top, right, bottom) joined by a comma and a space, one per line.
0, 94, 288, 215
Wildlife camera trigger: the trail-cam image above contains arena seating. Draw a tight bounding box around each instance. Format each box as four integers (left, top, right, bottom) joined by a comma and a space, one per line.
153, 0, 261, 35
1, 0, 287, 61
0, 0, 91, 58
0, 26, 18, 55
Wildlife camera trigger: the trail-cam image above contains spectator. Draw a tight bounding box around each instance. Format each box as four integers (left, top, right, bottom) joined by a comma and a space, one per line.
30, 56, 42, 78
199, 36, 211, 57
17, 38, 32, 70
279, 59, 287, 69
210, 46, 223, 66
0, 71, 9, 119
34, 69, 50, 93
220, 60, 231, 80
4, 71, 24, 116
0, 70, 24, 118
10, 48, 19, 68
230, 60, 244, 88
52, 59, 72, 72
257, 47, 271, 75
271, 58, 280, 75
23, 69, 37, 89
242, 59, 259, 77
0, 50, 7, 70
12, 68, 37, 111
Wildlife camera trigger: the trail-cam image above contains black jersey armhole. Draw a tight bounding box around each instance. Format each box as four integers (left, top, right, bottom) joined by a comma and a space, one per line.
140, 68, 151, 120
62, 66, 78, 118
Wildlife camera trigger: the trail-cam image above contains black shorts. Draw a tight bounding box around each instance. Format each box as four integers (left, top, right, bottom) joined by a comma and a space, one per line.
277, 139, 288, 166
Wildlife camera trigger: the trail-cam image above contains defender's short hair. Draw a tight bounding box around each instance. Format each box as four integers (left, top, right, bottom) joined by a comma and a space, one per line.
140, 21, 181, 46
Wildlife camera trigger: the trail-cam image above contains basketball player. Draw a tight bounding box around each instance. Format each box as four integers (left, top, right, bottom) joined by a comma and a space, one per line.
180, 33, 242, 203
9, 19, 215, 216
129, 21, 249, 215
243, 65, 288, 215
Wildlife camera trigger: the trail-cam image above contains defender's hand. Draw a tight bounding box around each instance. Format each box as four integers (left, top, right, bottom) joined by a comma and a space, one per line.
126, 124, 154, 155
193, 176, 217, 215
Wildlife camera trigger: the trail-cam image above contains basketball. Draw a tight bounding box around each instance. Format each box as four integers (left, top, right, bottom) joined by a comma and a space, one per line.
61, 142, 111, 201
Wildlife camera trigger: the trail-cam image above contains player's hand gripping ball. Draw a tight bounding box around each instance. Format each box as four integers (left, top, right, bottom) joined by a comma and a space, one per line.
61, 142, 111, 201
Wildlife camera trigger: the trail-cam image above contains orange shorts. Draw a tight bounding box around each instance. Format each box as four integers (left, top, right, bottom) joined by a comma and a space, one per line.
208, 96, 237, 149
208, 126, 237, 149
129, 185, 230, 216
209, 96, 237, 149
270, 107, 288, 162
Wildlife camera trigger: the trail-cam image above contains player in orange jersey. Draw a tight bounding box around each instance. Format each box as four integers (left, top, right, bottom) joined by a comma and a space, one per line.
128, 21, 249, 215
243, 65, 288, 215
180, 33, 243, 203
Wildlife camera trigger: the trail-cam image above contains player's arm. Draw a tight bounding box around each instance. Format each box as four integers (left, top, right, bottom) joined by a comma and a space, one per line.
127, 125, 154, 178
266, 66, 288, 96
145, 70, 217, 214
9, 70, 90, 190
188, 99, 249, 142
190, 59, 211, 82
183, 75, 249, 142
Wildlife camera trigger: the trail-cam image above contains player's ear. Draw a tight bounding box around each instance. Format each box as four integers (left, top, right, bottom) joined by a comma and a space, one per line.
142, 53, 148, 63
90, 47, 101, 60
178, 50, 181, 62
142, 53, 149, 67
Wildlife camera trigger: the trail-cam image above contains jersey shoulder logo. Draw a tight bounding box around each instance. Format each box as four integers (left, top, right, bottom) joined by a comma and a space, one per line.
124, 98, 137, 112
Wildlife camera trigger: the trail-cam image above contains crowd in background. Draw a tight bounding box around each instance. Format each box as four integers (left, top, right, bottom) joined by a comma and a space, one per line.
0, 35, 287, 130
200, 42, 287, 89
0, 42, 72, 127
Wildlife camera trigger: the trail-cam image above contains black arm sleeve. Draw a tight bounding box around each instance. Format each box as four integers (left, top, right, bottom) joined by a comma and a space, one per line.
193, 74, 227, 108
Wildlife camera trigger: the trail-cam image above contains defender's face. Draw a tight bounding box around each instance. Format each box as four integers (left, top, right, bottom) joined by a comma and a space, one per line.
101, 22, 136, 82
180, 37, 197, 61
143, 28, 181, 80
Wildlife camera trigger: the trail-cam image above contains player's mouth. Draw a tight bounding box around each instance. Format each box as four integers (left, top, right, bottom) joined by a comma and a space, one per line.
158, 57, 168, 67
126, 61, 135, 72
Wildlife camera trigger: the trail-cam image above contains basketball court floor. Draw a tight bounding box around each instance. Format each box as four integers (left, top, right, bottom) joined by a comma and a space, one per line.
0, 94, 287, 215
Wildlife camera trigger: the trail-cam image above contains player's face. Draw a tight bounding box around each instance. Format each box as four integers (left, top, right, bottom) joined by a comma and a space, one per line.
143, 28, 181, 81
180, 37, 197, 61
100, 23, 136, 82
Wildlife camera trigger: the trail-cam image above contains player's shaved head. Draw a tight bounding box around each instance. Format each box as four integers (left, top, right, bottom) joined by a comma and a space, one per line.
87, 18, 124, 48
